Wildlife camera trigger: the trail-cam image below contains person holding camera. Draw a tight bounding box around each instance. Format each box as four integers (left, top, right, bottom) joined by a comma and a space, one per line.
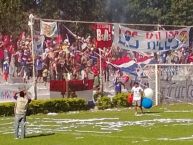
13, 91, 31, 139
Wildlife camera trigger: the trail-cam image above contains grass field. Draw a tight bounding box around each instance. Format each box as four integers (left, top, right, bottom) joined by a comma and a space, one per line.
1, 104, 193, 145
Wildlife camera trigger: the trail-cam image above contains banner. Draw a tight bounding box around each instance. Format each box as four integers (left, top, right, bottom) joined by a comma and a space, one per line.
50, 80, 66, 92
96, 24, 112, 48
114, 25, 190, 52
0, 83, 34, 103
40, 21, 58, 37
34, 35, 45, 55
50, 80, 94, 92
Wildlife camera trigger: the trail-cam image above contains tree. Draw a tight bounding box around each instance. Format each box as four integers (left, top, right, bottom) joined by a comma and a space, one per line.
1, 0, 193, 35
169, 0, 193, 26
0, 0, 27, 36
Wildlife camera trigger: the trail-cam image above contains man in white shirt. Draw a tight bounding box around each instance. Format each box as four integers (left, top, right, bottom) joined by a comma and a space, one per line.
14, 91, 31, 139
131, 82, 144, 115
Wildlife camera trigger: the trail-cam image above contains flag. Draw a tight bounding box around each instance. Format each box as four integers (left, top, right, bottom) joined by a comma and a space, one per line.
40, 21, 58, 38
95, 24, 112, 48
34, 35, 45, 55
110, 57, 138, 76
110, 56, 155, 76
137, 56, 156, 67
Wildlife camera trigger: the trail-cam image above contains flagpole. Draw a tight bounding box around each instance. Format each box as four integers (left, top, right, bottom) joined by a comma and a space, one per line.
29, 14, 37, 100
99, 48, 103, 94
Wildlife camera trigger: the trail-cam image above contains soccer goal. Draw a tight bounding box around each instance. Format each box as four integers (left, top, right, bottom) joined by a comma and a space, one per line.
143, 64, 193, 105
158, 64, 193, 104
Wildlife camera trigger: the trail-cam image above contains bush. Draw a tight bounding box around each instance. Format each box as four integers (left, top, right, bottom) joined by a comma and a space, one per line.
0, 98, 87, 116
97, 96, 112, 110
0, 102, 15, 116
112, 93, 130, 108
67, 98, 86, 111
93, 91, 104, 102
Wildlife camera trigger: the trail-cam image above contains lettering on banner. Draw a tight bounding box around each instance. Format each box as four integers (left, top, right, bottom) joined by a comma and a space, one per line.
116, 26, 190, 52
160, 80, 193, 102
97, 29, 111, 41
0, 90, 16, 101
147, 39, 179, 50
96, 24, 112, 48
146, 32, 161, 40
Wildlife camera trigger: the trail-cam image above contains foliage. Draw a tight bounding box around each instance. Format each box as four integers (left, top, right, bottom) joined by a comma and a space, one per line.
0, 98, 86, 116
1, 0, 193, 36
112, 93, 130, 107
0, 0, 27, 36
0, 102, 15, 116
93, 91, 104, 102
97, 96, 112, 110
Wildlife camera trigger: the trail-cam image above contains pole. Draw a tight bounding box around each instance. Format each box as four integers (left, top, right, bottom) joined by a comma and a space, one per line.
29, 14, 37, 100
99, 49, 103, 93
34, 17, 189, 28
154, 25, 160, 106
155, 64, 158, 106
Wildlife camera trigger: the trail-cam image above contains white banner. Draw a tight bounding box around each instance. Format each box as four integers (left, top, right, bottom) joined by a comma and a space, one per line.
34, 35, 45, 55
40, 21, 57, 37
114, 25, 190, 52
0, 83, 35, 103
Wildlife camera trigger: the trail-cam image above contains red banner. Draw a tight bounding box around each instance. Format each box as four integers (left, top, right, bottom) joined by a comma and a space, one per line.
96, 24, 112, 48
50, 79, 94, 92
50, 80, 66, 92
68, 80, 94, 91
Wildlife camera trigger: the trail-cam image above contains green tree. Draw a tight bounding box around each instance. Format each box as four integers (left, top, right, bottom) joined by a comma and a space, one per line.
1, 0, 193, 36
0, 0, 27, 36
169, 0, 193, 25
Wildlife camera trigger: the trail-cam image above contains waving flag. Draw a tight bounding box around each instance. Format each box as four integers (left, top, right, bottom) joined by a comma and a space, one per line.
40, 21, 58, 38
109, 56, 155, 76
137, 56, 156, 67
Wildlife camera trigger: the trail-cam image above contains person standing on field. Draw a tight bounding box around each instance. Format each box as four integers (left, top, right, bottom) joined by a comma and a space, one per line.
14, 91, 31, 139
131, 82, 144, 115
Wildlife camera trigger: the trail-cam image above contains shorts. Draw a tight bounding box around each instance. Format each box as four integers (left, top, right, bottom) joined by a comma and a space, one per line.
133, 100, 142, 107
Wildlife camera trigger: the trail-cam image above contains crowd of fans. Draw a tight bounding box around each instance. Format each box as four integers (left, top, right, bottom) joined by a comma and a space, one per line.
0, 32, 193, 89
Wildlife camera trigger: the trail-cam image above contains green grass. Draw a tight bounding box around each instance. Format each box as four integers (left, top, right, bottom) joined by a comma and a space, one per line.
1, 104, 193, 145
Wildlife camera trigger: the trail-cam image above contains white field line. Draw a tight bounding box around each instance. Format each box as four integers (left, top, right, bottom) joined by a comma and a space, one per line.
1, 118, 193, 136
75, 130, 112, 134
164, 110, 193, 113
89, 134, 193, 142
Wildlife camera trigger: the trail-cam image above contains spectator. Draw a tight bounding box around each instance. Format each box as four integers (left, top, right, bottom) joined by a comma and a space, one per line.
3, 56, 9, 82
14, 91, 31, 139
36, 56, 43, 82
42, 66, 49, 86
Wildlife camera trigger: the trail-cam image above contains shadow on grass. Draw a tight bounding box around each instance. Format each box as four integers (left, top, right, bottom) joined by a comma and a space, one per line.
26, 133, 55, 138
143, 111, 162, 114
